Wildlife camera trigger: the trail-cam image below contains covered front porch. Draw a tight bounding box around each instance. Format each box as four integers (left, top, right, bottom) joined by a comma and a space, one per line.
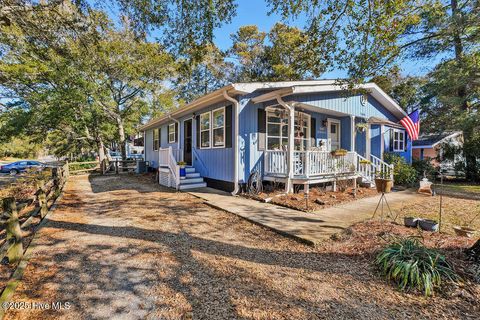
252, 92, 394, 192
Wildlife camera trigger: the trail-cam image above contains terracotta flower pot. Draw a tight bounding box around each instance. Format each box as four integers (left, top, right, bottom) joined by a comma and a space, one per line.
375, 178, 393, 193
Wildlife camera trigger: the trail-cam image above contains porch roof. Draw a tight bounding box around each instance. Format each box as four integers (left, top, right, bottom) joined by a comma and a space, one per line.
251, 83, 407, 120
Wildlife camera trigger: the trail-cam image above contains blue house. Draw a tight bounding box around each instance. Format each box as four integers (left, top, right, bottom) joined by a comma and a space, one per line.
140, 81, 412, 193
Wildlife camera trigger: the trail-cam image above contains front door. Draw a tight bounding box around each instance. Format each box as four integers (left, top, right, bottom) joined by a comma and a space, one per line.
183, 119, 192, 165
329, 120, 341, 150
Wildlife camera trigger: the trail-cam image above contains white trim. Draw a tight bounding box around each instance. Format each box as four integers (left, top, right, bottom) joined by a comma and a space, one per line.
392, 128, 406, 152
412, 145, 434, 149
168, 123, 176, 144
380, 125, 385, 160
141, 80, 407, 131
350, 116, 355, 152
265, 108, 311, 151
212, 107, 226, 148
327, 118, 341, 150
199, 111, 211, 149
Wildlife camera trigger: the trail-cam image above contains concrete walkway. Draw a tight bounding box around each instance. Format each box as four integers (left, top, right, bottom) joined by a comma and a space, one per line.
189, 188, 426, 246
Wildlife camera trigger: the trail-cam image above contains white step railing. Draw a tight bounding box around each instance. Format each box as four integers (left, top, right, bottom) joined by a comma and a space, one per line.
370, 155, 394, 180
159, 146, 180, 189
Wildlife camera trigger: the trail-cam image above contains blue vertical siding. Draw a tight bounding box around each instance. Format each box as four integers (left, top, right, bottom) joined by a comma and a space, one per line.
384, 126, 412, 163
371, 125, 382, 158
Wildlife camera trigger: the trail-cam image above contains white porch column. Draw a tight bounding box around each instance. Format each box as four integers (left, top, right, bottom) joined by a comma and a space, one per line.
380, 125, 385, 160
350, 115, 356, 152
286, 106, 295, 193
366, 124, 371, 160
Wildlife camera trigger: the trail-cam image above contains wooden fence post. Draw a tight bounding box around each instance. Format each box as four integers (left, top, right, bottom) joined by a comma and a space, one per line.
65, 160, 70, 178
36, 180, 48, 218
2, 197, 23, 264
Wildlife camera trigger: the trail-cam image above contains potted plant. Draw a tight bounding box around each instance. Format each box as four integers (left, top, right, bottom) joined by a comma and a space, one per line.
178, 161, 187, 179
356, 122, 368, 133
374, 170, 393, 193
359, 159, 371, 166
331, 148, 348, 157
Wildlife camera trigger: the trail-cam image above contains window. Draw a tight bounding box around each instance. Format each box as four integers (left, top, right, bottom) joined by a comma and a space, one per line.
153, 128, 159, 151
200, 112, 211, 148
212, 108, 225, 148
266, 108, 310, 151
168, 123, 176, 143
393, 129, 405, 151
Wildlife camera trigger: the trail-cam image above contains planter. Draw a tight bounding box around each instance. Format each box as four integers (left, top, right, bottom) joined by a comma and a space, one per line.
418, 219, 439, 232
404, 217, 419, 228
375, 178, 393, 193
331, 149, 348, 157
179, 167, 186, 179
453, 226, 476, 238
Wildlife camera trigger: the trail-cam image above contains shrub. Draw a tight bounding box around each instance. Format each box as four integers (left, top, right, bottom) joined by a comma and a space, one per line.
412, 158, 437, 180
375, 238, 459, 296
384, 153, 417, 186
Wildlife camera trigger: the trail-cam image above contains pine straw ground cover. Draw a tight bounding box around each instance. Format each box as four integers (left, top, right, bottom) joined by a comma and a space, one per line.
395, 195, 480, 235
251, 184, 378, 212
3, 174, 479, 320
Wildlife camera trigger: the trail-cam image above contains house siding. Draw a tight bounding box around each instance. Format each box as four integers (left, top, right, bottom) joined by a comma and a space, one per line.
145, 100, 235, 182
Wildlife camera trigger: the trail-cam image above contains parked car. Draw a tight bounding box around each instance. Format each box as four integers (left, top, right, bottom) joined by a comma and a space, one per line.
0, 160, 46, 175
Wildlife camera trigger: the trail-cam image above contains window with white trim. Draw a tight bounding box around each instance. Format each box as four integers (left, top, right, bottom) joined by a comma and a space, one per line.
153, 128, 159, 151
393, 129, 405, 151
200, 112, 211, 148
212, 107, 225, 147
266, 108, 310, 151
168, 123, 176, 143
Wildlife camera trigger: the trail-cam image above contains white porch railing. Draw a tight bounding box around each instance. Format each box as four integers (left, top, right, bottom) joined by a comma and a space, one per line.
158, 147, 180, 189
264, 150, 393, 181
264, 150, 288, 176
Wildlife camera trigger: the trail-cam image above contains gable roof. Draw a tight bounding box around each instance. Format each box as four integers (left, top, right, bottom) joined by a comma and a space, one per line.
139, 80, 407, 131
412, 131, 463, 148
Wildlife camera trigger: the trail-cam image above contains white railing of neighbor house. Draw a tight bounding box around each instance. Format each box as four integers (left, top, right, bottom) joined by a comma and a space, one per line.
264, 150, 288, 176
159, 147, 180, 189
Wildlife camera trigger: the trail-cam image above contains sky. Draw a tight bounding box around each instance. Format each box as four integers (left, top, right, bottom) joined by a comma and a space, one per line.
211, 0, 437, 79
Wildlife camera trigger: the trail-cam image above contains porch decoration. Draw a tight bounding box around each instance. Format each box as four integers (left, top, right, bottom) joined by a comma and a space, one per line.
178, 161, 186, 179
330, 149, 348, 157
356, 122, 368, 133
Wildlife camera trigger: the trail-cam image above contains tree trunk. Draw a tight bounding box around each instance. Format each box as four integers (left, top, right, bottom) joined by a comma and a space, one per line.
96, 137, 106, 163
451, 0, 468, 110
116, 117, 127, 160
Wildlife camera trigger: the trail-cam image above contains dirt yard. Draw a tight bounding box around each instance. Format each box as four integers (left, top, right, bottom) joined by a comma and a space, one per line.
3, 174, 479, 320
250, 184, 378, 212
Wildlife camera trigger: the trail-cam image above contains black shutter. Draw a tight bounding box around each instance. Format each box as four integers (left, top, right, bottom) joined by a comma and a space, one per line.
167, 125, 170, 142
159, 127, 161, 149
258, 109, 266, 151
152, 129, 155, 150
404, 131, 407, 152
175, 122, 178, 142
310, 117, 316, 147
389, 129, 394, 152
225, 105, 233, 148
196, 115, 200, 149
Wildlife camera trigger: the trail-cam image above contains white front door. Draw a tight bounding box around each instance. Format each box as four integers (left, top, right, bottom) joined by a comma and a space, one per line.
328, 119, 341, 150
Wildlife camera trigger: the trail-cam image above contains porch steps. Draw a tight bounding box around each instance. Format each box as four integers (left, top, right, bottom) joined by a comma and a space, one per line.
179, 166, 207, 190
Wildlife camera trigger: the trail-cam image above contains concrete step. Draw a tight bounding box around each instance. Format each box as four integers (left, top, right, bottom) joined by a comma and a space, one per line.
180, 177, 204, 184
186, 172, 200, 178
179, 182, 207, 190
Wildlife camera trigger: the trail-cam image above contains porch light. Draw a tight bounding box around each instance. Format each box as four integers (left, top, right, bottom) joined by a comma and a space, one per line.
322, 119, 328, 127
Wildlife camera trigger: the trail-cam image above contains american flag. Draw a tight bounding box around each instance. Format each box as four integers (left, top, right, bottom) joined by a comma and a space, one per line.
400, 110, 420, 141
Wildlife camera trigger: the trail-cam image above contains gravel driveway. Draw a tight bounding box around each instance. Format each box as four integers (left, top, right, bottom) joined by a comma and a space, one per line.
4, 174, 478, 320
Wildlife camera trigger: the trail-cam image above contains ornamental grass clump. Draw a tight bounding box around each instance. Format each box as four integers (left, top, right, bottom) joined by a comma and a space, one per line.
375, 238, 459, 296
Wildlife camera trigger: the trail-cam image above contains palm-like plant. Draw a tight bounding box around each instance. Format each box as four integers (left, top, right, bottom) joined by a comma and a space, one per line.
375, 238, 459, 296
